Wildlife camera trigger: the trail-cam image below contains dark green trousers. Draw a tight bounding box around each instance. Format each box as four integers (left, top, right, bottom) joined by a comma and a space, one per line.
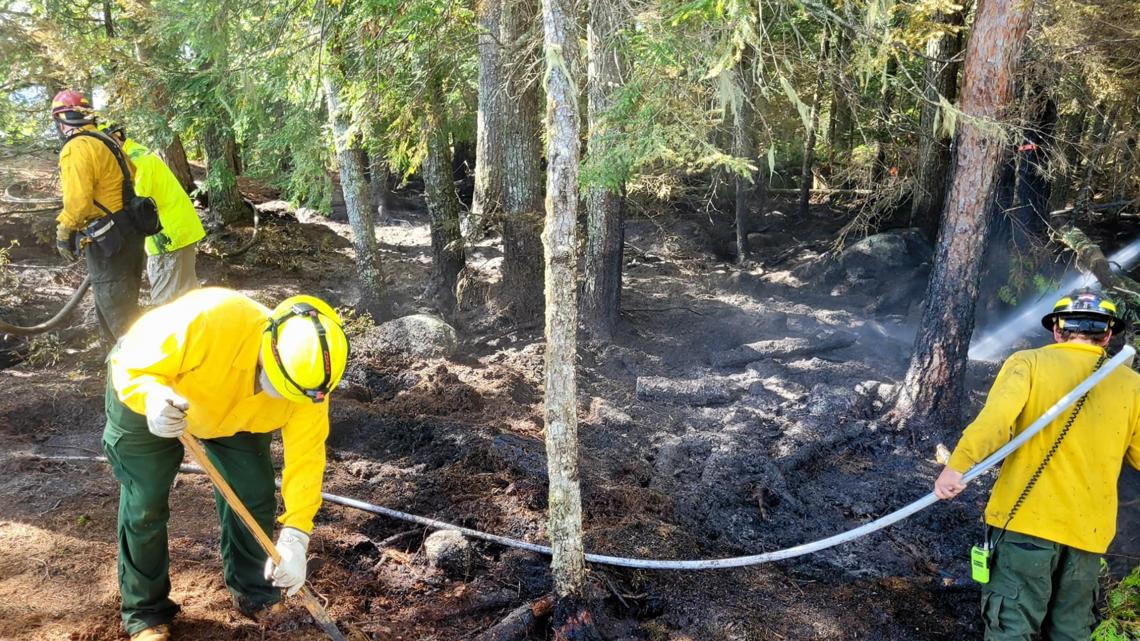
85, 225, 145, 341
982, 530, 1100, 641
101, 377, 280, 635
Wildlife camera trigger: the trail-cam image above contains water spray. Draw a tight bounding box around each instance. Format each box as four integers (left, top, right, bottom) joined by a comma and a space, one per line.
969, 236, 1140, 362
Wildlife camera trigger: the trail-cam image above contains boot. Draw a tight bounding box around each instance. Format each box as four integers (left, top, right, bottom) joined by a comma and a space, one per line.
129, 625, 171, 641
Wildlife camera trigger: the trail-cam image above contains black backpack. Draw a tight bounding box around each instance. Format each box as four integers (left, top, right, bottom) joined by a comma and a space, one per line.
67, 130, 162, 236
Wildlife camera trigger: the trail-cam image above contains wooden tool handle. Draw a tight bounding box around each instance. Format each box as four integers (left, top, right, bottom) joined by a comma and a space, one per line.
178, 434, 348, 641
180, 434, 280, 561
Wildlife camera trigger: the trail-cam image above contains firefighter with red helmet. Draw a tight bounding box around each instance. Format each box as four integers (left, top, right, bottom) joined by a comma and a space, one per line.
50, 90, 146, 340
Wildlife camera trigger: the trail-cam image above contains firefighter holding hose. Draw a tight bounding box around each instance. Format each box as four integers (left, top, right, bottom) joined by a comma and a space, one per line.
935, 289, 1140, 641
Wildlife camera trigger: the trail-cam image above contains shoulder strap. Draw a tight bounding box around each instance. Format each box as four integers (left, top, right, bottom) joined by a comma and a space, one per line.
69, 131, 137, 204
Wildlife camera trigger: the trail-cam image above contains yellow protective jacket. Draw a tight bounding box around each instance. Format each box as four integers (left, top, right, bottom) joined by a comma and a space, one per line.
948, 342, 1140, 553
121, 138, 206, 256
109, 288, 330, 533
57, 125, 136, 231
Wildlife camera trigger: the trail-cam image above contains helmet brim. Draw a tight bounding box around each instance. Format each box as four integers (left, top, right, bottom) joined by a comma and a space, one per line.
1041, 312, 1126, 333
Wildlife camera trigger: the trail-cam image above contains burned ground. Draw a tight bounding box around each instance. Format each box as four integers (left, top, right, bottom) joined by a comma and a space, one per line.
1, 157, 1137, 640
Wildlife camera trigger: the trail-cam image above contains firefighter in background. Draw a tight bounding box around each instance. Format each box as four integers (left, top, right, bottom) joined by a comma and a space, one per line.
51, 90, 145, 339
100, 123, 206, 305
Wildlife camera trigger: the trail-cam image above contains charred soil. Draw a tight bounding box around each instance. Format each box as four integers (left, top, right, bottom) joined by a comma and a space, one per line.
1, 156, 1137, 640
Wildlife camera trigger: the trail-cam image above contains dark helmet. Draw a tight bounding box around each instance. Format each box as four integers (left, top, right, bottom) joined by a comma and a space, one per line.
98, 121, 125, 141
1040, 288, 1125, 333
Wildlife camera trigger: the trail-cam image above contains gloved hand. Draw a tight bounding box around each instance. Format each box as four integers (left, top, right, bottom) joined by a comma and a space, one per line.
264, 527, 310, 596
144, 388, 189, 438
55, 223, 78, 262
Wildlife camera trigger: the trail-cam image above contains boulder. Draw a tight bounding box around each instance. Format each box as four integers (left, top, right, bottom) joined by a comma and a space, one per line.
837, 229, 932, 281
424, 529, 473, 577
364, 314, 459, 359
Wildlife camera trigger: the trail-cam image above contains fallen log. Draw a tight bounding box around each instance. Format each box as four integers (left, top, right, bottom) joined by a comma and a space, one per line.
710, 331, 858, 369
768, 187, 872, 195
1054, 224, 1140, 305
634, 376, 742, 405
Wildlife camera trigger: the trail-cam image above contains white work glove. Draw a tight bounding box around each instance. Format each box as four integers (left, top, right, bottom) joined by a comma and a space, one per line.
144, 389, 189, 438
264, 527, 310, 596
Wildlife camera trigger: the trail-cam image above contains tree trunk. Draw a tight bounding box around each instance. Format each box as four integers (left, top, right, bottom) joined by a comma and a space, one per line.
203, 117, 249, 227
910, 8, 965, 241
871, 56, 899, 184
103, 0, 114, 37
581, 0, 627, 341
500, 0, 546, 323
733, 45, 758, 263
473, 0, 505, 233
827, 29, 853, 174
161, 134, 196, 195
798, 29, 830, 217
324, 71, 386, 318
229, 142, 243, 177
421, 69, 467, 318
542, 0, 597, 638
891, 0, 1034, 429
370, 154, 391, 219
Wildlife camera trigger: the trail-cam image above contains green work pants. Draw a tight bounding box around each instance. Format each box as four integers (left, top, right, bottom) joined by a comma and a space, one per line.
101, 376, 280, 635
85, 224, 145, 341
982, 529, 1100, 641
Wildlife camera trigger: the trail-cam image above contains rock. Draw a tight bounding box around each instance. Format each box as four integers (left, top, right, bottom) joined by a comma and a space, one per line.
838, 229, 931, 280
635, 376, 741, 406
364, 314, 459, 359
424, 529, 473, 577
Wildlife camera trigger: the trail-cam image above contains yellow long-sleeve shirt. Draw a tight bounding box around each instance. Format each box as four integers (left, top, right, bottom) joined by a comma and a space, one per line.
948, 342, 1140, 553
57, 126, 136, 231
109, 288, 330, 533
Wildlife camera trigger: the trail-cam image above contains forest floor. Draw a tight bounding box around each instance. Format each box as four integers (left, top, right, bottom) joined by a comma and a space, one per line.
0, 154, 1137, 641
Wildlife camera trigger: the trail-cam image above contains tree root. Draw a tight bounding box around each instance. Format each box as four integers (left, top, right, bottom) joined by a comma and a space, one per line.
473, 596, 554, 641
552, 597, 602, 641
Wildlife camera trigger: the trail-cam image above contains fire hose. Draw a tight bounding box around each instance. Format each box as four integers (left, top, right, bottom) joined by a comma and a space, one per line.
0, 276, 91, 336
2, 184, 62, 206
28, 345, 1134, 570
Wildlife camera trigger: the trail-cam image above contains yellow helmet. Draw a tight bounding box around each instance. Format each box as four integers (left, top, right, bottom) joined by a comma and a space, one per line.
260, 295, 349, 403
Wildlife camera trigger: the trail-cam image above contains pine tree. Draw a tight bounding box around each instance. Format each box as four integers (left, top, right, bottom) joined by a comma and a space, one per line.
892, 0, 1036, 427
581, 0, 628, 340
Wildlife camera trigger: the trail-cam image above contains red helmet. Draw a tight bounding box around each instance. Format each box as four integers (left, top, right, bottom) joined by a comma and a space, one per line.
51, 90, 93, 125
